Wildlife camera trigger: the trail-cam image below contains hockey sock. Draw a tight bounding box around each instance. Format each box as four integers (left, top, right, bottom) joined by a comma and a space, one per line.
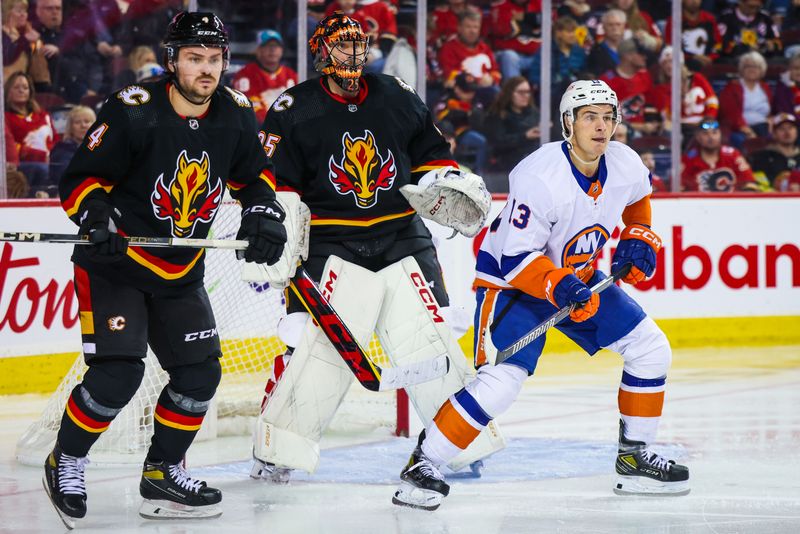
57, 385, 122, 457
148, 386, 211, 464
618, 371, 665, 445
422, 363, 526, 466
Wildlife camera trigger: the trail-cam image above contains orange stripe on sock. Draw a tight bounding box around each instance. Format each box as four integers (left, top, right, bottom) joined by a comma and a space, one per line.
475, 289, 499, 368
618, 389, 665, 417
66, 396, 109, 433
433, 400, 480, 450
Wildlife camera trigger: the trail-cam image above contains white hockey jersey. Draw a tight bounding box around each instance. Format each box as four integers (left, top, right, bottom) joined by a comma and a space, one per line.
475, 141, 652, 296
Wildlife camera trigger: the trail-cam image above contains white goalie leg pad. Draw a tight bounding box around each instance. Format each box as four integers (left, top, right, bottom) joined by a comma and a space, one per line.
376, 257, 506, 471
254, 256, 386, 473
241, 191, 311, 289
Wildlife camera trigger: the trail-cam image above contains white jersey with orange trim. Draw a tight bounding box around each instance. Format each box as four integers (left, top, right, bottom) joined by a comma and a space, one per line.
475, 141, 651, 294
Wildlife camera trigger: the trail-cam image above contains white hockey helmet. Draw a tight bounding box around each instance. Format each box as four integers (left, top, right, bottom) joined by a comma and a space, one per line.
559, 79, 619, 142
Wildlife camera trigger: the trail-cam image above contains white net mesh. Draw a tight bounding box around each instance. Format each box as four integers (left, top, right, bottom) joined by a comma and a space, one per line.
15, 201, 403, 466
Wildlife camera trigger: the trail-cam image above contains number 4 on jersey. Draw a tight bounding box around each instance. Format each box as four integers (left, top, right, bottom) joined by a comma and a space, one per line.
87, 123, 109, 151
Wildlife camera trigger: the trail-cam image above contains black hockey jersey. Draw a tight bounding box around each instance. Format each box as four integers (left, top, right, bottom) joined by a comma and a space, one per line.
261, 73, 457, 241
59, 77, 276, 294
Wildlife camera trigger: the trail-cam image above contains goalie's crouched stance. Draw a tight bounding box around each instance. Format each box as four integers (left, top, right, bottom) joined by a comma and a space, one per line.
43, 270, 226, 525
251, 249, 505, 483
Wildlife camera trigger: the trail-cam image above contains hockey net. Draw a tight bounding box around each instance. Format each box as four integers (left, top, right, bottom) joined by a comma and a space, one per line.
15, 201, 408, 466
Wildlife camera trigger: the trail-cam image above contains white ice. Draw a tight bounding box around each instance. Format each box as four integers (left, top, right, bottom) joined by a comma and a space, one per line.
1, 345, 799, 533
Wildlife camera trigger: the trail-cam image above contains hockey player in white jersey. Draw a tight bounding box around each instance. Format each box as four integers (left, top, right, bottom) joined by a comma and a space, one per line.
392, 79, 689, 511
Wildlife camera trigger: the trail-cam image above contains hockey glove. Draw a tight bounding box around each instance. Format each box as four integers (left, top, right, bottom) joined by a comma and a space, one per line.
78, 199, 128, 263
236, 201, 287, 265
544, 268, 599, 323
612, 224, 662, 285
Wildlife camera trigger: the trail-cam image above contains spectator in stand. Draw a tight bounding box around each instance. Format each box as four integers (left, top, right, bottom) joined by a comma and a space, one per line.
586, 9, 627, 76
326, 0, 397, 73
116, 0, 184, 53
434, 72, 489, 174
664, 0, 722, 72
232, 30, 298, 123
595, 0, 663, 54
529, 16, 587, 89
646, 46, 719, 140
31, 0, 66, 94
4, 120, 30, 198
719, 50, 773, 146
640, 149, 668, 191
48, 105, 96, 186
718, 0, 782, 60
489, 0, 542, 80
750, 113, 800, 191
772, 52, 800, 117
557, 0, 600, 51
3, 0, 50, 88
113, 45, 162, 89
601, 38, 653, 132
681, 119, 759, 191
430, 0, 480, 47
613, 121, 630, 143
4, 72, 59, 198
438, 11, 501, 104
483, 76, 540, 173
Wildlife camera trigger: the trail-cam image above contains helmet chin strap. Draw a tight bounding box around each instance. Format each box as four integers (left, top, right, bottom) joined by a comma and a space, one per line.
568, 143, 601, 166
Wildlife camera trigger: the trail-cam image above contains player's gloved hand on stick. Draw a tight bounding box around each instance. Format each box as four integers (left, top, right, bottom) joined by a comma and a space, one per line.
236, 201, 287, 265
611, 224, 662, 285
544, 268, 599, 322
78, 199, 128, 263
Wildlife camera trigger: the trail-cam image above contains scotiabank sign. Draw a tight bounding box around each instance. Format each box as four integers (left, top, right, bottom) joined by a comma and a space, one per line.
0, 197, 798, 357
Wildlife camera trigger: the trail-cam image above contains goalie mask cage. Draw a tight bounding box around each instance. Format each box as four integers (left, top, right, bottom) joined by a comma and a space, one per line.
15, 201, 409, 467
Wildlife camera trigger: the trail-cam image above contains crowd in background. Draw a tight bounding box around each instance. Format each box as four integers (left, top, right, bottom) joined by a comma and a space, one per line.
3, 0, 799, 197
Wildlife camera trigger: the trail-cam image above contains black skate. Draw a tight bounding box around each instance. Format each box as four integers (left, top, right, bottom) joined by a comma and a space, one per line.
139, 459, 222, 519
614, 420, 690, 496
392, 433, 450, 511
250, 456, 291, 484
42, 444, 89, 530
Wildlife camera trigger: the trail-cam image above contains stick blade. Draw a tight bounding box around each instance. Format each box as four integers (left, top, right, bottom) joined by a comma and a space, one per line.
378, 354, 450, 391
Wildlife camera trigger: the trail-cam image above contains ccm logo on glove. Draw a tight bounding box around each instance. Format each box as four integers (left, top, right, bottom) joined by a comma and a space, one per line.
242, 204, 285, 222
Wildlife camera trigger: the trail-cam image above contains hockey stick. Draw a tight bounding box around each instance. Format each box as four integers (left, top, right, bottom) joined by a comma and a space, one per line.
495, 263, 633, 364
0, 231, 450, 392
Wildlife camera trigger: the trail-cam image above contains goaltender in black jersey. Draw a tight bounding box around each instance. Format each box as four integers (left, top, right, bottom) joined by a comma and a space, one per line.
59, 75, 277, 294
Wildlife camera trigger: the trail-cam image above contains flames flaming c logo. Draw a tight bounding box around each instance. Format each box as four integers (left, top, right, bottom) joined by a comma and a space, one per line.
152, 150, 222, 237
328, 130, 396, 209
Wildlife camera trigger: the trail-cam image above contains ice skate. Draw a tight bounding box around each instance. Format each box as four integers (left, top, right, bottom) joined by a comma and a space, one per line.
139, 459, 222, 519
392, 433, 450, 511
250, 456, 292, 484
42, 444, 89, 530
614, 421, 690, 496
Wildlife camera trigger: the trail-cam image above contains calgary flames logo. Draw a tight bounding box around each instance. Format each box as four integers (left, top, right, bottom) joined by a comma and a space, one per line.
328, 130, 396, 209
152, 150, 222, 237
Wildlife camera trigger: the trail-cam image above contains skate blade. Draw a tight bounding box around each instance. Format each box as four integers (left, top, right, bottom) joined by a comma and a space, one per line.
613, 475, 691, 496
249, 461, 291, 484
42, 476, 77, 530
139, 499, 222, 520
391, 481, 444, 511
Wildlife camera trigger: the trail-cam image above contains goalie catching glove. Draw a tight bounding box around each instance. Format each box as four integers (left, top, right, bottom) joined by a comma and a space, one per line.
400, 167, 491, 238
236, 200, 287, 265
611, 224, 661, 285
240, 192, 310, 289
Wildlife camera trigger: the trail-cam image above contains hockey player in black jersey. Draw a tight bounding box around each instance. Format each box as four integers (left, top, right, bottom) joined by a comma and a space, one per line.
44, 12, 286, 527
250, 12, 505, 485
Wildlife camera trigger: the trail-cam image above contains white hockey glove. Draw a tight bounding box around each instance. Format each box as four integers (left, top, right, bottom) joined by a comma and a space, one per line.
241, 191, 310, 289
400, 167, 491, 238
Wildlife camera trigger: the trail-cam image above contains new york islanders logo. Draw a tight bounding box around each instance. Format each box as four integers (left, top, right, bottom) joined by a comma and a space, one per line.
562, 224, 610, 271
152, 150, 222, 237
328, 130, 396, 209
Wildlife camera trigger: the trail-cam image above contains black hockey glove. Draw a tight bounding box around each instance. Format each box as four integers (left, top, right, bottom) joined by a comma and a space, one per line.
236, 201, 287, 265
78, 199, 128, 263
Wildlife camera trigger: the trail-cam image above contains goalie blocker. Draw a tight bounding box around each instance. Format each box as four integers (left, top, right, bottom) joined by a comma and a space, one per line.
253, 256, 505, 474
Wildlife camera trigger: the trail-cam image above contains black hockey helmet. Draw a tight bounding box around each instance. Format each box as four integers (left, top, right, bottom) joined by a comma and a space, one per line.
309, 11, 370, 92
162, 11, 230, 71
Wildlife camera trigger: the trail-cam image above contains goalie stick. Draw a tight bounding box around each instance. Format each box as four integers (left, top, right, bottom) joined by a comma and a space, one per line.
496, 263, 633, 364
0, 231, 450, 392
